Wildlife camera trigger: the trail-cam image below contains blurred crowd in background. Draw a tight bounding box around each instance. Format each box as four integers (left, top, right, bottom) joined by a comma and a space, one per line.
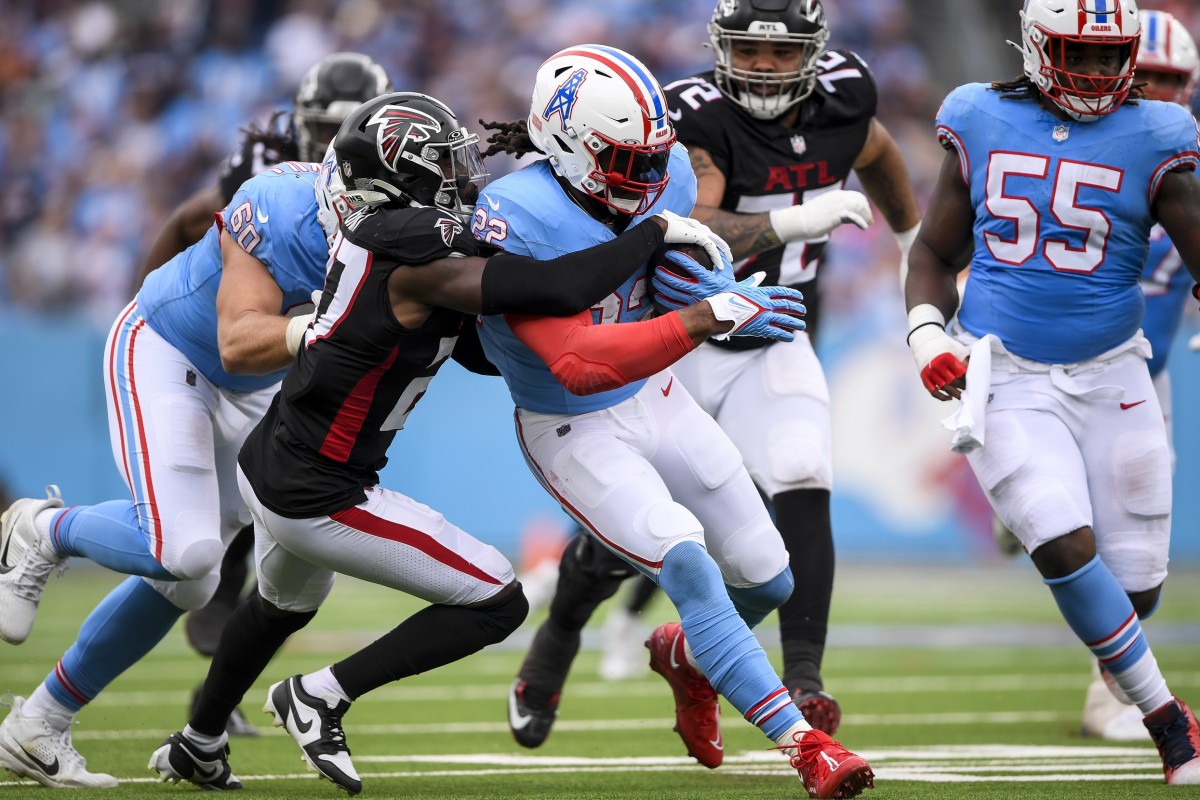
0, 0, 946, 328
3, 0, 1200, 330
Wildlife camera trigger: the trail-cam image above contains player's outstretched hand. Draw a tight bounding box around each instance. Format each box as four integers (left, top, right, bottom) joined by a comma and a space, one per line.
705, 280, 806, 343
652, 249, 738, 310
654, 210, 733, 269
769, 190, 873, 242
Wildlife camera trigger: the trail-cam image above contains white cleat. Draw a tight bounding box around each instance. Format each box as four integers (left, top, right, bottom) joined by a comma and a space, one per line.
0, 486, 68, 645
1081, 665, 1149, 742
598, 608, 649, 681
264, 675, 360, 795
0, 696, 116, 788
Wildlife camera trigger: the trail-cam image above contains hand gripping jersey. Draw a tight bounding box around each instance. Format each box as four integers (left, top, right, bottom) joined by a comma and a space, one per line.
472, 144, 696, 415
1140, 224, 1194, 377
663, 50, 876, 339
136, 162, 329, 392
938, 84, 1200, 363
239, 206, 479, 518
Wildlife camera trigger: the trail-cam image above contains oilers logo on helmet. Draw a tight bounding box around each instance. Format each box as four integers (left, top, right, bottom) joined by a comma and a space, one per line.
366, 106, 442, 173
543, 69, 589, 132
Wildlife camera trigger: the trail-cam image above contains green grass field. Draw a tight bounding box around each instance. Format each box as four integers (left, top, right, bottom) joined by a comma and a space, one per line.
2, 562, 1198, 799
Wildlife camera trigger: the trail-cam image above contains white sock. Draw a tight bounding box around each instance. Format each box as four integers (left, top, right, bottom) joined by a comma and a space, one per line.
1109, 651, 1173, 715
301, 666, 352, 707
681, 639, 703, 673
33, 509, 57, 542
183, 724, 226, 752
774, 719, 814, 756
21, 685, 75, 732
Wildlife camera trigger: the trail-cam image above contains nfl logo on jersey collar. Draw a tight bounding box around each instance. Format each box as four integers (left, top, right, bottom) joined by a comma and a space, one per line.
791, 135, 807, 155
1052, 124, 1069, 142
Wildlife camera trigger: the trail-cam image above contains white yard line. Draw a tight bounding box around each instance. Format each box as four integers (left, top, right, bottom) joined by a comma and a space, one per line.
0, 745, 1165, 786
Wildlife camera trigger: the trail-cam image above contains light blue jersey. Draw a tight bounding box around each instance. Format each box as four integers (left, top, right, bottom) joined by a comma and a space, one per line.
136, 162, 328, 392
938, 84, 1199, 363
474, 144, 697, 414
1140, 224, 1194, 377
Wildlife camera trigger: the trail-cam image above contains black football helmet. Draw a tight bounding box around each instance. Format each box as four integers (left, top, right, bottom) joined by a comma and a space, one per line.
708, 0, 829, 119
331, 92, 487, 221
293, 52, 393, 162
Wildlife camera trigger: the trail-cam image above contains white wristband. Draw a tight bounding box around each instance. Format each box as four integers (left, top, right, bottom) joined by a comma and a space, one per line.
906, 303, 946, 340
285, 314, 309, 356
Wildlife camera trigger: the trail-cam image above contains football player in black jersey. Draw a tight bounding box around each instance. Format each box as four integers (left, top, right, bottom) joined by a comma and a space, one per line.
151, 91, 735, 794
130, 52, 391, 736
665, 0, 923, 736
511, 0, 922, 740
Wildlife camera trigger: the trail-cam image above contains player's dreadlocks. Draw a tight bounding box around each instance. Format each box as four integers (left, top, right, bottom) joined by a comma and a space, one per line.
241, 111, 301, 161
990, 75, 1144, 103
479, 119, 540, 159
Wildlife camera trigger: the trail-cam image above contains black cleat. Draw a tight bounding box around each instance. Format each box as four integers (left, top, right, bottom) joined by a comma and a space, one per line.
148, 732, 242, 790
507, 679, 559, 748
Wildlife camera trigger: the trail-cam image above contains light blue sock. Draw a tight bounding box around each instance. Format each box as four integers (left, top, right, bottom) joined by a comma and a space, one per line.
45, 577, 183, 711
658, 541, 801, 740
1045, 555, 1149, 673
50, 502, 174, 579
727, 568, 794, 629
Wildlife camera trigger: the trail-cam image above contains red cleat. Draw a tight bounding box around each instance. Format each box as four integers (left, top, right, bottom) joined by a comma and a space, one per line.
792, 689, 842, 736
781, 728, 874, 799
1145, 697, 1200, 785
645, 622, 723, 768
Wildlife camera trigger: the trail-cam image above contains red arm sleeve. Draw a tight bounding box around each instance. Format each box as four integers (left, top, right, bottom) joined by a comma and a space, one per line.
506, 311, 696, 395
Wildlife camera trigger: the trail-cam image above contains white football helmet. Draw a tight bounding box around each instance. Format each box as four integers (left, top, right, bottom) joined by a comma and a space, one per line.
1018, 0, 1141, 121
526, 44, 675, 216
1138, 10, 1199, 105
708, 0, 830, 120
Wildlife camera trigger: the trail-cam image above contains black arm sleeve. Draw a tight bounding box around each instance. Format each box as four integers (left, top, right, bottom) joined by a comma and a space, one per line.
451, 320, 501, 376
479, 218, 666, 316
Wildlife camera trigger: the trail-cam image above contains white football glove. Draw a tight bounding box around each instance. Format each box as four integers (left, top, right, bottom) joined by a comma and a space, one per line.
285, 289, 323, 356
769, 190, 873, 243
907, 304, 969, 400
654, 209, 733, 269
1190, 331, 1200, 352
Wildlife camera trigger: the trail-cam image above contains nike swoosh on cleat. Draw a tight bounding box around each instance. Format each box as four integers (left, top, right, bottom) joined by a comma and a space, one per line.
708, 738, 724, 751
508, 691, 533, 731
668, 631, 684, 671
1119, 400, 1146, 410
283, 682, 315, 735
20, 745, 59, 776
0, 529, 14, 574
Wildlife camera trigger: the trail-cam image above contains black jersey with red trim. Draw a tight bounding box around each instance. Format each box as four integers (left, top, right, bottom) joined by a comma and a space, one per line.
663, 50, 876, 344
217, 135, 299, 205
238, 205, 478, 518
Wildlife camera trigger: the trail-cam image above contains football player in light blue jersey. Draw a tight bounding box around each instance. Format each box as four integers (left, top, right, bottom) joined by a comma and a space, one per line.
905, 0, 1200, 785
479, 44, 874, 799
0, 156, 336, 786
1074, 7, 1200, 744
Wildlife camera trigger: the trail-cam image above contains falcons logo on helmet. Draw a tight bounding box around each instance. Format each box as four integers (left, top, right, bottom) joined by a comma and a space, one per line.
365, 105, 442, 173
